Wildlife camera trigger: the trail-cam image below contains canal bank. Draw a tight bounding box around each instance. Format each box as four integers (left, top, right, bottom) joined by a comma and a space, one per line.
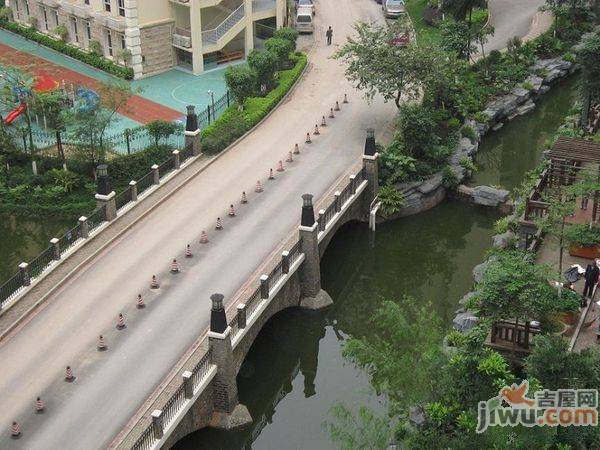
172, 75, 581, 449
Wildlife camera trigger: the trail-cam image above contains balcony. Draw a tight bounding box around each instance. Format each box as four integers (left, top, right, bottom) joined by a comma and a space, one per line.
173, 27, 192, 50
93, 11, 127, 32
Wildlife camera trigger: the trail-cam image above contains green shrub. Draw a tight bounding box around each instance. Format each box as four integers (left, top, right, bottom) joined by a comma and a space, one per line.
265, 37, 295, 69
564, 224, 600, 247
224, 64, 256, 107
441, 165, 459, 189
145, 120, 182, 146
247, 48, 278, 91
447, 117, 461, 132
459, 157, 476, 173
201, 54, 307, 154
521, 81, 534, 91
273, 27, 298, 49
377, 184, 405, 216
473, 111, 490, 124
0, 22, 133, 79
460, 124, 477, 142
54, 24, 68, 42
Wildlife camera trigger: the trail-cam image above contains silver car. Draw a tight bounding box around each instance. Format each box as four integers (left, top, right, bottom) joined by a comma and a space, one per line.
382, 0, 406, 18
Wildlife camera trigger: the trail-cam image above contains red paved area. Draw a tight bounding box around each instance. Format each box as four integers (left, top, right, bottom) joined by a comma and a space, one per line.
0, 42, 182, 124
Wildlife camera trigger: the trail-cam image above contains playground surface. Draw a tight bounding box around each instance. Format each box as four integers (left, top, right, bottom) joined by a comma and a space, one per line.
0, 29, 230, 128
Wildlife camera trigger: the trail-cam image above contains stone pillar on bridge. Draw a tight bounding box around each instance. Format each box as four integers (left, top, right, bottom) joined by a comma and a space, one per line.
184, 105, 202, 157
298, 194, 333, 310
95, 164, 117, 221
208, 293, 252, 430
362, 128, 379, 215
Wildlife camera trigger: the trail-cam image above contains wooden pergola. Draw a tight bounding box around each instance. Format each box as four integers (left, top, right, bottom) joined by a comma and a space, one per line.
518, 137, 600, 251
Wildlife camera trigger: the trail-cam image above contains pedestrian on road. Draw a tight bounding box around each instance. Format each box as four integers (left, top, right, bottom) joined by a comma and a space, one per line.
326, 26, 333, 45
582, 261, 600, 305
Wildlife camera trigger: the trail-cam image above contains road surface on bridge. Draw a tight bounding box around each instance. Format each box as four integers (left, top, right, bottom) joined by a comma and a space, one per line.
0, 1, 394, 449
0, 1, 549, 448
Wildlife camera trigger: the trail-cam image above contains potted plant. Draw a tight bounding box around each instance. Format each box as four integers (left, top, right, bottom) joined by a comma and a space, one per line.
565, 223, 600, 259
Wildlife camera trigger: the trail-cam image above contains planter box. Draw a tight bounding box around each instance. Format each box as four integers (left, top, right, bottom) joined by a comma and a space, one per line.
569, 244, 600, 259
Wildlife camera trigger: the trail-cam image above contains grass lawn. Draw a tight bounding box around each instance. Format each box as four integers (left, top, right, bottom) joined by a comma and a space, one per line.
405, 0, 442, 45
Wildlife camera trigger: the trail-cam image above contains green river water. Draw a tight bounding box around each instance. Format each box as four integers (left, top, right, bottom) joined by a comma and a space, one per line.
0, 77, 579, 450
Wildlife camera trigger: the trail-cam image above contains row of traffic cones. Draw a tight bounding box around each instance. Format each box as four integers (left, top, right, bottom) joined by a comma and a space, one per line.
10, 395, 46, 438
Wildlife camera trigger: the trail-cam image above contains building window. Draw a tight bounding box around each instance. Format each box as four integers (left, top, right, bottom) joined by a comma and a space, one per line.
53, 9, 59, 27
24, 0, 30, 15
118, 0, 125, 17
104, 0, 111, 12
42, 7, 49, 30
106, 29, 113, 56
86, 21, 92, 40
120, 33, 126, 50
85, 0, 90, 4
71, 17, 79, 43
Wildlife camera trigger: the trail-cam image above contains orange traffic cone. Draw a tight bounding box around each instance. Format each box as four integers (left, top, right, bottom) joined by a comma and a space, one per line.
229, 204, 236, 216
171, 258, 180, 273
269, 168, 275, 180
215, 217, 223, 230
306, 133, 312, 143
313, 124, 320, 135
185, 244, 192, 258
329, 108, 335, 118
343, 93, 348, 103
137, 294, 145, 309
97, 335, 107, 351
241, 191, 248, 204
150, 275, 160, 289
277, 160, 285, 172
200, 231, 209, 244
255, 181, 263, 193
65, 365, 75, 382
321, 115, 327, 127
11, 421, 20, 439
116, 313, 126, 329
334, 101, 340, 111
293, 143, 300, 154
35, 397, 44, 413
286, 151, 293, 163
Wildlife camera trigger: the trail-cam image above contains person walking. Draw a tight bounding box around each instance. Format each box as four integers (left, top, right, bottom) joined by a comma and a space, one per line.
582, 261, 600, 305
326, 26, 333, 45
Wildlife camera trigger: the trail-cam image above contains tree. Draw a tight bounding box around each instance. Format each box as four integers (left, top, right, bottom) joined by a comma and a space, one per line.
145, 120, 181, 146
578, 32, 600, 130
32, 90, 69, 169
224, 65, 256, 109
66, 81, 133, 172
396, 103, 438, 158
116, 48, 133, 67
247, 49, 278, 92
473, 249, 580, 345
324, 405, 392, 450
439, 19, 476, 60
0, 65, 38, 174
442, 0, 487, 26
335, 21, 439, 108
264, 37, 294, 69
472, 23, 495, 62
273, 27, 299, 50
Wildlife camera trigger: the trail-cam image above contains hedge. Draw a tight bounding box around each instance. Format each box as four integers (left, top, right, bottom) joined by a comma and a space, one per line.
201, 53, 307, 154
0, 20, 134, 80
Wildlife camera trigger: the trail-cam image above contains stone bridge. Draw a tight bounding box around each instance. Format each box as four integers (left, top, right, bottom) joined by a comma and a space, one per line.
116, 138, 379, 450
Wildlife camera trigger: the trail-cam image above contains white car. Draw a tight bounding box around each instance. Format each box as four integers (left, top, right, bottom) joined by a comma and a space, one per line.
297, 0, 315, 15
382, 0, 406, 18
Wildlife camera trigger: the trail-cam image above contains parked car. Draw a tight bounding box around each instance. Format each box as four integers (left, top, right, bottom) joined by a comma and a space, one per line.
296, 0, 315, 15
382, 0, 406, 18
295, 6, 314, 33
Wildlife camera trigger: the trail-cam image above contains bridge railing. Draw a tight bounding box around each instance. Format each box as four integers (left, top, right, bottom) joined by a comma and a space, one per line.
0, 141, 200, 313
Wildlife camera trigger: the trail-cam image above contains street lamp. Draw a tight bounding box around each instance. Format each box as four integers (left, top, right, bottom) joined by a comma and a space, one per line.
207, 89, 215, 113
96, 164, 111, 196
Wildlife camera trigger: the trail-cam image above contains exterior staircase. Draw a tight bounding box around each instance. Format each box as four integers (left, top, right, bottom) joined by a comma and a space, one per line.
201, 3, 246, 50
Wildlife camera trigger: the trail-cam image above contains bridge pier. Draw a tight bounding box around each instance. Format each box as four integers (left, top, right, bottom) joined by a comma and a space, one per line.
208, 294, 252, 430
298, 194, 334, 310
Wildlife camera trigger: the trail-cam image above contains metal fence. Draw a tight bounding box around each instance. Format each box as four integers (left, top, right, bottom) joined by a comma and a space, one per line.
321, 203, 336, 229
191, 348, 212, 388
161, 383, 186, 429
115, 187, 133, 210
87, 206, 106, 233
131, 424, 154, 450
0, 272, 25, 309
58, 224, 82, 255
268, 260, 284, 288
28, 246, 55, 279
288, 239, 301, 263
137, 172, 154, 196
158, 156, 175, 178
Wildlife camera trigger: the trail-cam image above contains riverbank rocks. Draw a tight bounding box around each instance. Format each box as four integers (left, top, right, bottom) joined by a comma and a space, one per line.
472, 186, 510, 207
453, 311, 479, 332
517, 100, 536, 117
532, 58, 574, 85
473, 256, 497, 284
524, 74, 544, 94
492, 231, 515, 249
459, 291, 479, 307
510, 86, 531, 105
459, 137, 478, 156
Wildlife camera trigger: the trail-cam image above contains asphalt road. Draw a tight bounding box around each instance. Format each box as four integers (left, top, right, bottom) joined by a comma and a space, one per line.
0, 1, 396, 449
484, 0, 547, 53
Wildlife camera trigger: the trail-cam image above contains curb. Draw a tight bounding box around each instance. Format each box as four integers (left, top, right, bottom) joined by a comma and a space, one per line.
0, 54, 312, 344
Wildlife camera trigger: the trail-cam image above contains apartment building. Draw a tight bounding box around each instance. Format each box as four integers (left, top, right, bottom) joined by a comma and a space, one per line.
6, 0, 286, 78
